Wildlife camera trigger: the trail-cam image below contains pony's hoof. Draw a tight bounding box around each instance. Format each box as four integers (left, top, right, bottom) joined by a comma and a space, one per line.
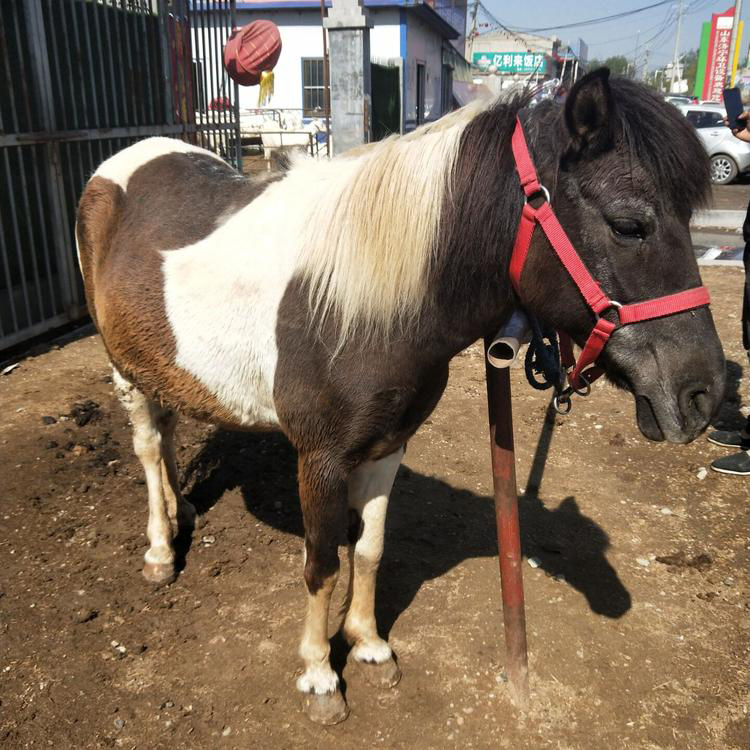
302, 690, 349, 725
142, 562, 176, 586
357, 657, 401, 689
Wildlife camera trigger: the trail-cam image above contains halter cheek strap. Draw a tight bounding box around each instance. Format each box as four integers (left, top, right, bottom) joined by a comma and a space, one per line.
509, 117, 711, 392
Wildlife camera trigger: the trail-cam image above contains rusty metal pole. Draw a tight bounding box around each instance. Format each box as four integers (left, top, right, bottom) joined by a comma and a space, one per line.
484, 339, 529, 707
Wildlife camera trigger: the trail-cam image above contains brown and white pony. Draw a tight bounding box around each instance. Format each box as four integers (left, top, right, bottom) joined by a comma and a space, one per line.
76, 70, 725, 724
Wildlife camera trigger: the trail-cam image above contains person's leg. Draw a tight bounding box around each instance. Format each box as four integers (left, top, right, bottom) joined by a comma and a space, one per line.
742, 241, 750, 353
708, 236, 750, 452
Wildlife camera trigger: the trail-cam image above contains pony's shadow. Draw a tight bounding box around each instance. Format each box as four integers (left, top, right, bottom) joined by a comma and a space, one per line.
181, 428, 631, 641
712, 358, 746, 429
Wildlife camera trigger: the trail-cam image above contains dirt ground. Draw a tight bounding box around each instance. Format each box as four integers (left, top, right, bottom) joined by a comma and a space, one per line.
0, 266, 748, 750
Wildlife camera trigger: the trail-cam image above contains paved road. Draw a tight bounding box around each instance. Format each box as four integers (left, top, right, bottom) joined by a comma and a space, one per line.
692, 180, 746, 265
692, 230, 744, 266
711, 179, 750, 211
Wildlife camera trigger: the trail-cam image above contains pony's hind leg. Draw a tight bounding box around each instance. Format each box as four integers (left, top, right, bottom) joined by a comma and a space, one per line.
296, 452, 349, 725
156, 410, 197, 536
113, 370, 176, 586
343, 448, 403, 688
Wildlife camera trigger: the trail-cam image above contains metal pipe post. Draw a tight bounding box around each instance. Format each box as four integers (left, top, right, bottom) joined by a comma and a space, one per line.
484, 340, 529, 707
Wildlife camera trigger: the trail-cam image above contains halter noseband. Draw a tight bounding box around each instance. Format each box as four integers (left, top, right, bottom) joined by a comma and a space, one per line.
509, 117, 710, 396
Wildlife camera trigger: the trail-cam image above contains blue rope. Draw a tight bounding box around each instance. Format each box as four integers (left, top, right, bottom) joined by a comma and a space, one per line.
524, 315, 561, 391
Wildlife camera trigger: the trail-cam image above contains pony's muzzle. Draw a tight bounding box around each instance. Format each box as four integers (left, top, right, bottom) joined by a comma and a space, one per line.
635, 369, 725, 444
678, 380, 720, 438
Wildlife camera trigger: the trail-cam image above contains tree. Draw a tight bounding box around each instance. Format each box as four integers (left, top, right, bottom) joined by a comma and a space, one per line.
586, 55, 630, 77
682, 49, 699, 96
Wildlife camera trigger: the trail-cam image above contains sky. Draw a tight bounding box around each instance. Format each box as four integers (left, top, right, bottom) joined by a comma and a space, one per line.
479, 1, 744, 70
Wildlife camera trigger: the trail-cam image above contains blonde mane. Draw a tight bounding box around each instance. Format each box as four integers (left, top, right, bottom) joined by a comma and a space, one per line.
296, 98, 491, 345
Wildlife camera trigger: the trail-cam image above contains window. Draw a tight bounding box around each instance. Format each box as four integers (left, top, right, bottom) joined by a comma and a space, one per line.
685, 110, 726, 129
302, 58, 325, 116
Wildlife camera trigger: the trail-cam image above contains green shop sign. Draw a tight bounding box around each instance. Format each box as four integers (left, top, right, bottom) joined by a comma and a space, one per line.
472, 52, 548, 74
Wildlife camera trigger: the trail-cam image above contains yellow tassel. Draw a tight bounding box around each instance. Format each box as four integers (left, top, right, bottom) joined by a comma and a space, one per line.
258, 70, 274, 106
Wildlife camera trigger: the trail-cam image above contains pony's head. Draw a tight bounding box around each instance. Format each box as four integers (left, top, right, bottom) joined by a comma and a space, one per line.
520, 69, 725, 443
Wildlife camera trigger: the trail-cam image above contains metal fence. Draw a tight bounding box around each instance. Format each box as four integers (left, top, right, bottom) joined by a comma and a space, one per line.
0, 0, 241, 351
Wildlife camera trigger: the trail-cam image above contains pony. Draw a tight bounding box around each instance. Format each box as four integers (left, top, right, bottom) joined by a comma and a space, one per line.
75, 69, 725, 724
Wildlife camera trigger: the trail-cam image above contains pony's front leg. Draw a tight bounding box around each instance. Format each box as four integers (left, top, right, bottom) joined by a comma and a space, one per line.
296, 452, 349, 725
343, 448, 403, 687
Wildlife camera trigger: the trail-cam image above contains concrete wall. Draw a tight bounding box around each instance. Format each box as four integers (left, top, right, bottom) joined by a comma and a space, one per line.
403, 11, 445, 129
369, 8, 401, 58
194, 7, 448, 130
226, 8, 400, 116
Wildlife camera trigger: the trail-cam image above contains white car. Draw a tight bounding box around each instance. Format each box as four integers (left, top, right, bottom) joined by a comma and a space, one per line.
677, 104, 750, 184
666, 95, 693, 106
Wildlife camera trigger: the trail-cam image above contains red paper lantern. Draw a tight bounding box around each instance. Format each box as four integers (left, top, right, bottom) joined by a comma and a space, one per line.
223, 21, 282, 87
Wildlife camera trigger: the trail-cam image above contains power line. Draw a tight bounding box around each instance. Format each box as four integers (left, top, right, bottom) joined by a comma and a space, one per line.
475, 2, 540, 48
587, 7, 675, 48
507, 0, 674, 34
637, 0, 712, 68
576, 0, 716, 71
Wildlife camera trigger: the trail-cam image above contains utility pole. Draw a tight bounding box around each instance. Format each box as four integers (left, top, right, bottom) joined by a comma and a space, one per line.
670, 0, 683, 93
728, 0, 743, 86
642, 48, 650, 82
468, 0, 479, 60
632, 29, 640, 79
560, 43, 568, 85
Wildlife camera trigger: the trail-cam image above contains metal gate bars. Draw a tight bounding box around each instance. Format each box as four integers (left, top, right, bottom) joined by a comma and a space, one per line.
0, 0, 241, 351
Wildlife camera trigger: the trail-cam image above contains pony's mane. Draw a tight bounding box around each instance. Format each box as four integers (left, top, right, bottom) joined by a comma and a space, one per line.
607, 77, 712, 213
295, 76, 709, 348
296, 94, 499, 345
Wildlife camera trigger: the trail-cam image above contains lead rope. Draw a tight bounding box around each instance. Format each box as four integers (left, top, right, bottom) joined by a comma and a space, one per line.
523, 315, 561, 391
522, 316, 580, 414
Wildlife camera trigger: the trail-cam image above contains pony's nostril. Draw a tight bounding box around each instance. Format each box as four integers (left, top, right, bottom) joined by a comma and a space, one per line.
688, 389, 711, 422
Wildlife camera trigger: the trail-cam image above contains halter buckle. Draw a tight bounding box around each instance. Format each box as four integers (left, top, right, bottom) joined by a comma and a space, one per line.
553, 392, 572, 414
523, 185, 550, 206
569, 376, 591, 397
596, 299, 622, 324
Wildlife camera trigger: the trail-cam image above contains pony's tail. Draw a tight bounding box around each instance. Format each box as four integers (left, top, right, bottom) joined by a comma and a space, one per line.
75, 176, 124, 328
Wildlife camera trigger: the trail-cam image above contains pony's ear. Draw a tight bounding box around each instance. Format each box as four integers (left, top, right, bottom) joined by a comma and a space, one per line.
563, 67, 615, 158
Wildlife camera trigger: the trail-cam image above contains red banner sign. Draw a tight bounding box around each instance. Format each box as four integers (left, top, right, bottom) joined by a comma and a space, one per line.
703, 6, 735, 102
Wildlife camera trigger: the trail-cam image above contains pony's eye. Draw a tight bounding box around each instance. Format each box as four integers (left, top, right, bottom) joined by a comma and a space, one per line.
609, 219, 645, 241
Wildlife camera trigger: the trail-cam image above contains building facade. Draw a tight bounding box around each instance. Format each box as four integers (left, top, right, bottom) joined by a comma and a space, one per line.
466, 29, 586, 94
467, 30, 559, 92
200, 0, 466, 133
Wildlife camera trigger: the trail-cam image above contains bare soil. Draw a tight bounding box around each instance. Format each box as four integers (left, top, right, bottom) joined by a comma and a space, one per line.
0, 266, 748, 750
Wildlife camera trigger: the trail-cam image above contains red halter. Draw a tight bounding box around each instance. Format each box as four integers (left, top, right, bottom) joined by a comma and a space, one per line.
509, 117, 711, 393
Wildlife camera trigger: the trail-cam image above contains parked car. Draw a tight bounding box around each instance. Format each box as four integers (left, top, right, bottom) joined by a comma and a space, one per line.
677, 103, 750, 184
665, 95, 694, 106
